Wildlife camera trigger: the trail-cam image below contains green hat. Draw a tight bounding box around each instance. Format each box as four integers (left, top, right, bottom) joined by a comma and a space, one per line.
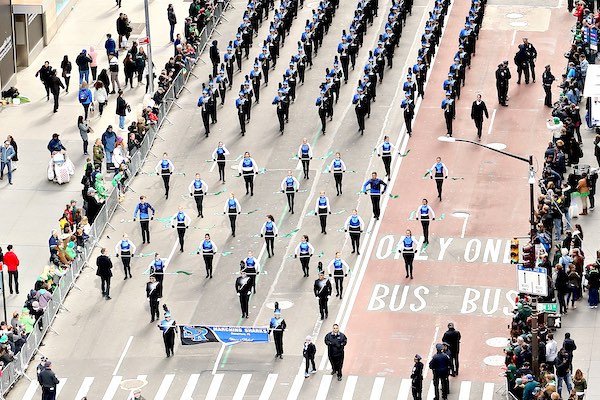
553, 117, 560, 125
0, 335, 8, 344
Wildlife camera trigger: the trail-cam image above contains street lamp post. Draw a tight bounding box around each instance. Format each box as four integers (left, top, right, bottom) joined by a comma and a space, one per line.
438, 136, 539, 374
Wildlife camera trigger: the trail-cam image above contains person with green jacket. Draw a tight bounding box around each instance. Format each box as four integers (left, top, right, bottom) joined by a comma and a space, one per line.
95, 173, 107, 200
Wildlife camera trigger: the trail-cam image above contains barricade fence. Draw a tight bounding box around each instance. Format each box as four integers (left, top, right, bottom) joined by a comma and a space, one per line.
0, 0, 229, 395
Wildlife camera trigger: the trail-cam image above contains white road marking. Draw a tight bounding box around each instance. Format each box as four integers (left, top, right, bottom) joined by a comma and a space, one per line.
316, 375, 333, 400
426, 381, 435, 400
511, 30, 517, 45
258, 373, 278, 400
75, 377, 95, 399
370, 377, 385, 400
180, 374, 200, 400
487, 108, 497, 135
424, 326, 439, 380
459, 380, 472, 400
56, 378, 67, 395
286, 374, 306, 400
212, 344, 227, 375
22, 381, 38, 400
112, 336, 133, 376
232, 373, 253, 400
397, 378, 412, 400
341, 375, 358, 400
482, 382, 495, 399
205, 373, 224, 400
102, 376, 122, 400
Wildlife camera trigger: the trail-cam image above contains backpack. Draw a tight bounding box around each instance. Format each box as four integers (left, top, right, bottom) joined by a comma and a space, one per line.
78, 89, 88, 103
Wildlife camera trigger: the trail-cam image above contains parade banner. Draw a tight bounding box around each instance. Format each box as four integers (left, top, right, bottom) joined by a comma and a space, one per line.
179, 325, 269, 345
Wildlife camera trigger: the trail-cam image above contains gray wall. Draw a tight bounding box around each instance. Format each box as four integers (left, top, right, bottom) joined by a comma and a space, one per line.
0, 0, 16, 90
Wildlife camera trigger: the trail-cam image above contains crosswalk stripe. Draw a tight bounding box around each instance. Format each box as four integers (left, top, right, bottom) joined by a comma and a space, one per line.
75, 377, 95, 399
370, 377, 385, 400
56, 378, 67, 396
205, 373, 224, 400
102, 376, 122, 400
233, 373, 252, 400
22, 381, 38, 400
258, 373, 278, 400
315, 375, 333, 400
459, 381, 472, 400
342, 375, 358, 400
397, 378, 412, 400
426, 381, 435, 400
154, 374, 175, 400
181, 373, 200, 400
286, 374, 305, 400
483, 382, 495, 399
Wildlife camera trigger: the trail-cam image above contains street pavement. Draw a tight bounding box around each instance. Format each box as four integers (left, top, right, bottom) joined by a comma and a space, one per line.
4, 0, 599, 399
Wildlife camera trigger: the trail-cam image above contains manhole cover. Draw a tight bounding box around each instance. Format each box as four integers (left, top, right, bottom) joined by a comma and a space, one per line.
486, 337, 509, 348
120, 378, 148, 391
483, 355, 505, 366
510, 21, 528, 27
506, 13, 524, 19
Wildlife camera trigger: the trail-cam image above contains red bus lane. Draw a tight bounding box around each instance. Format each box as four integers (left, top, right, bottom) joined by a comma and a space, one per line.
341, 3, 572, 382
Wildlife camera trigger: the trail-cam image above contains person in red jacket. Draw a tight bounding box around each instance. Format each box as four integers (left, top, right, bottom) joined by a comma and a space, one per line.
3, 245, 20, 294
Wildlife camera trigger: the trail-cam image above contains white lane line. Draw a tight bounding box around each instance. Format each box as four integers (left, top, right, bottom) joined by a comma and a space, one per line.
22, 381, 38, 400
316, 375, 333, 400
482, 382, 495, 399
286, 374, 306, 400
341, 375, 358, 400
212, 344, 227, 375
102, 376, 123, 400
426, 381, 435, 400
397, 378, 412, 400
233, 373, 253, 400
181, 374, 200, 399
424, 326, 440, 380
511, 30, 517, 45
154, 374, 175, 400
487, 108, 497, 135
205, 373, 224, 400
370, 377, 385, 400
458, 380, 472, 400
112, 336, 134, 376
56, 378, 67, 396
75, 377, 95, 399
258, 373, 278, 400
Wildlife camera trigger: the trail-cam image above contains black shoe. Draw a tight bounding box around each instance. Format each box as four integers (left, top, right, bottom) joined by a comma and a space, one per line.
124, 276, 128, 280
106, 296, 112, 300
331, 370, 336, 375
151, 318, 155, 323
206, 274, 210, 278
337, 376, 343, 381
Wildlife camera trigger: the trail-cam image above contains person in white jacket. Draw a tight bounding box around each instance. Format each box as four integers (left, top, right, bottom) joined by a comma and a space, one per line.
224, 192, 242, 237
188, 173, 208, 218
155, 153, 175, 199
260, 214, 279, 257
297, 137, 313, 179
326, 252, 350, 299
94, 81, 108, 116
294, 235, 315, 277
329, 152, 347, 196
171, 206, 191, 252
212, 141, 230, 183
546, 117, 563, 141
238, 152, 259, 196
114, 233, 136, 279
280, 170, 300, 213
344, 210, 365, 254
315, 191, 331, 234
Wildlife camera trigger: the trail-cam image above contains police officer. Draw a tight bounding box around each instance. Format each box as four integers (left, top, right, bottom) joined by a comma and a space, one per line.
171, 206, 191, 252
324, 324, 347, 381
411, 354, 424, 400
38, 360, 59, 400
363, 172, 387, 219
295, 235, 315, 277
441, 92, 455, 137
327, 252, 349, 299
280, 170, 300, 214
297, 138, 313, 179
197, 233, 217, 278
515, 44, 530, 85
236, 266, 251, 318
377, 136, 395, 181
150, 253, 167, 284
115, 233, 136, 279
495, 61, 511, 106
542, 65, 555, 107
523, 38, 537, 83
315, 190, 332, 234
442, 322, 461, 376
188, 173, 208, 218
243, 250, 260, 294
399, 229, 416, 279
415, 198, 435, 245
146, 274, 162, 322
197, 89, 211, 136
470, 93, 489, 139
223, 192, 241, 237
429, 157, 449, 201
261, 215, 278, 258
155, 153, 175, 199
238, 152, 259, 196
344, 209, 365, 254
158, 308, 177, 357
212, 141, 230, 183
329, 152, 347, 196
314, 267, 332, 319
429, 343, 451, 400
269, 304, 287, 359
401, 92, 415, 136
133, 195, 155, 244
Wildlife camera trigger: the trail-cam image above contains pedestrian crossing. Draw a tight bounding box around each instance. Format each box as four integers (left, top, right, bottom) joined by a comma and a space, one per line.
19, 372, 504, 399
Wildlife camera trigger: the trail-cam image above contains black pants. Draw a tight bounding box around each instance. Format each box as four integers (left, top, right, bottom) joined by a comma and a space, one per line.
91, 66, 98, 81
140, 220, 150, 243
8, 270, 19, 294
517, 64, 529, 84
404, 112, 413, 134
163, 332, 175, 357
529, 61, 536, 82
203, 254, 214, 277
403, 253, 414, 277
350, 232, 361, 253
53, 93, 60, 112
265, 236, 275, 257
334, 173, 343, 195
301, 159, 310, 179
544, 85, 552, 107
435, 174, 444, 200
449, 351, 459, 375
286, 192, 295, 212
122, 256, 132, 277
319, 214, 328, 233
356, 108, 365, 132
300, 256, 310, 276
334, 275, 344, 297
273, 330, 284, 355
83, 140, 89, 155
98, 101, 105, 116
330, 354, 344, 377
194, 195, 204, 217
370, 194, 381, 218
239, 293, 250, 316
432, 372, 449, 399
83, 103, 90, 119
305, 355, 316, 373
217, 161, 226, 182
319, 109, 327, 132
177, 227, 186, 251
474, 118, 484, 138
101, 276, 111, 296
382, 155, 392, 178
243, 174, 254, 195
318, 296, 329, 318
42, 387, 57, 400
421, 220, 430, 244
412, 381, 423, 400
229, 214, 237, 236
238, 112, 246, 134
558, 290, 567, 314
149, 299, 160, 320
444, 113, 453, 136
277, 109, 285, 132
162, 175, 171, 197
201, 111, 210, 135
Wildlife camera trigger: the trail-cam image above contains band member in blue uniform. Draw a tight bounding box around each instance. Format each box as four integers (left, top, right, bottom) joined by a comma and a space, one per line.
399, 229, 416, 279
114, 233, 136, 279
260, 215, 279, 258
188, 173, 208, 218
297, 138, 313, 179
429, 157, 448, 201
280, 170, 300, 214
415, 199, 435, 245
211, 141, 230, 183
377, 136, 395, 181
344, 209, 365, 254
171, 206, 191, 252
315, 191, 331, 234
329, 152, 347, 196
133, 195, 155, 244
224, 192, 241, 237
238, 152, 259, 196
295, 235, 315, 277
197, 233, 218, 278
363, 172, 388, 220
327, 252, 350, 299
155, 153, 175, 199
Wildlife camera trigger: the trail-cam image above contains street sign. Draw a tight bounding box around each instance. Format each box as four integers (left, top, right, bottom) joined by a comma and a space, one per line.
516, 264, 548, 297
138, 36, 150, 45
537, 303, 557, 313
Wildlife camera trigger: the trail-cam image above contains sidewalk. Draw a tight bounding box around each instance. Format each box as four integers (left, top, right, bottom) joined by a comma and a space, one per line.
0, 0, 204, 311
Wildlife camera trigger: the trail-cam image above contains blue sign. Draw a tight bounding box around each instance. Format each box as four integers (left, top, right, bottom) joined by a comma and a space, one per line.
179, 325, 269, 345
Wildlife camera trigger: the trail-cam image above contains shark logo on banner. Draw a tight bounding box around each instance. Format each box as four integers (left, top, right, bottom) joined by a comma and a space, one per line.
179, 325, 270, 345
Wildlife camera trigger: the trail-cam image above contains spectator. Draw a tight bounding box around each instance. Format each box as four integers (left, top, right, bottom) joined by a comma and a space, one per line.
3, 245, 20, 294
116, 90, 129, 130
75, 49, 92, 84
78, 82, 94, 120
89, 46, 98, 81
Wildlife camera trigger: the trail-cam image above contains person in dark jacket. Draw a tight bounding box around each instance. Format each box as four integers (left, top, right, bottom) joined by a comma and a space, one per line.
96, 248, 113, 300
146, 275, 162, 322
35, 61, 53, 100
48, 70, 65, 113
562, 332, 577, 371
411, 354, 424, 400
167, 4, 177, 43
60, 55, 72, 93
324, 324, 347, 381
47, 133, 66, 153
470, 94, 489, 139
75, 49, 92, 84
38, 360, 59, 400
210, 40, 220, 77
514, 44, 530, 84
116, 90, 129, 129
555, 264, 569, 315
441, 322, 461, 376
429, 343, 450, 400
303, 336, 317, 378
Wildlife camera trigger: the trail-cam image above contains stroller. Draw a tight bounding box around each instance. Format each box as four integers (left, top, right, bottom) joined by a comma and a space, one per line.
47, 151, 75, 184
